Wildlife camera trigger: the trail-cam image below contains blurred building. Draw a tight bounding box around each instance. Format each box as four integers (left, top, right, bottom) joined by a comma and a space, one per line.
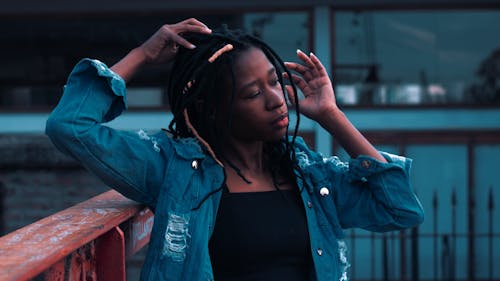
0, 0, 499, 280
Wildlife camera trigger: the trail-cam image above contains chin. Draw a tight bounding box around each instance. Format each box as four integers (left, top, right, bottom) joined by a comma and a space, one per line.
267, 130, 288, 142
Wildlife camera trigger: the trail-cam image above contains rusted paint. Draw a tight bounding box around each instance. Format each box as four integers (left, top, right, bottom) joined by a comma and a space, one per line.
66, 243, 97, 281
0, 190, 149, 281
96, 227, 125, 281
125, 208, 154, 257
41, 259, 65, 281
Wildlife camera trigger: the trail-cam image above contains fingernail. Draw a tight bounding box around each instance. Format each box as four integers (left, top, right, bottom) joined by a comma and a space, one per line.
310, 52, 314, 57
190, 44, 196, 49
296, 49, 302, 54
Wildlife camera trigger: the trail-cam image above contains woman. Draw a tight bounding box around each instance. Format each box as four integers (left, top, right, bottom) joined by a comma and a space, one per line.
46, 18, 424, 281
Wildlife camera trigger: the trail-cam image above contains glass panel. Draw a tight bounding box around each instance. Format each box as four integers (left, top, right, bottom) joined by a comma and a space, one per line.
0, 11, 310, 111
474, 144, 500, 279
339, 144, 402, 279
243, 12, 310, 63
0, 86, 63, 110
333, 10, 500, 106
127, 87, 164, 108
406, 144, 468, 280
335, 143, 397, 162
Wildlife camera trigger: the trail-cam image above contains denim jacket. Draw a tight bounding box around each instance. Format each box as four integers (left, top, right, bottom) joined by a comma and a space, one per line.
46, 59, 424, 281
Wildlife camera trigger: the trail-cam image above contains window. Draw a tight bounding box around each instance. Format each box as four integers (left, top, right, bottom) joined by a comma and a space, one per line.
333, 10, 500, 106
0, 11, 311, 111
243, 12, 310, 63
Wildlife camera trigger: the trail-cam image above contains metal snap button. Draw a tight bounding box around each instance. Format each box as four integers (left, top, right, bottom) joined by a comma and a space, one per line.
191, 160, 198, 170
361, 159, 371, 169
319, 187, 329, 197
317, 248, 323, 256
307, 201, 313, 208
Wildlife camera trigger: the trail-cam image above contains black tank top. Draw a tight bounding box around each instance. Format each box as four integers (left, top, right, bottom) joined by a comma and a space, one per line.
208, 187, 312, 281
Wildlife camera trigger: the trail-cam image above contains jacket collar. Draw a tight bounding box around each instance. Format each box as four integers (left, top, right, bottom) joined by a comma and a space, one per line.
170, 137, 207, 160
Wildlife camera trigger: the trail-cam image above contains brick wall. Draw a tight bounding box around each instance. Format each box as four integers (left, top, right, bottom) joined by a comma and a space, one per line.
0, 134, 108, 234
0, 134, 144, 280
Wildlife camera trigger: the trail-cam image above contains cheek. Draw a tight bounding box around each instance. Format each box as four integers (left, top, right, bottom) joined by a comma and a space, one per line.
231, 109, 255, 128
230, 106, 263, 134
232, 101, 262, 123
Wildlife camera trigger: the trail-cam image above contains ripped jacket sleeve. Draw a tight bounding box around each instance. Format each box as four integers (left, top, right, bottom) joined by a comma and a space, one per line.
45, 58, 171, 209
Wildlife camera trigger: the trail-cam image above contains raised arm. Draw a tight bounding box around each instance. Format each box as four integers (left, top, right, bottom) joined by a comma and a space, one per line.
284, 50, 386, 162
111, 18, 212, 82
286, 52, 423, 230
45, 19, 211, 207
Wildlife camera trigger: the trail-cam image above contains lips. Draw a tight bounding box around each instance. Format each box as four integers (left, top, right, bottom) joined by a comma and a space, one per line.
271, 113, 289, 128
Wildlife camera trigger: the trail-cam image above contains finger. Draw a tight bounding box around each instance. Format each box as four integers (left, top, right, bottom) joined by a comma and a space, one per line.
309, 52, 329, 77
177, 23, 212, 35
182, 18, 211, 30
296, 49, 317, 71
285, 62, 307, 73
285, 85, 297, 105
282, 71, 290, 81
289, 73, 310, 95
283, 72, 302, 85
174, 18, 211, 35
169, 32, 196, 49
285, 62, 313, 82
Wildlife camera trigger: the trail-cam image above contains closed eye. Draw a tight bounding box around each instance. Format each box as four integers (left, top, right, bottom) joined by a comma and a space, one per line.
246, 90, 261, 99
270, 78, 279, 86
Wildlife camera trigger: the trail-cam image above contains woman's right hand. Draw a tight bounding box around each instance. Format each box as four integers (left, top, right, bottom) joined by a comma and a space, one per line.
111, 18, 211, 82
140, 18, 212, 64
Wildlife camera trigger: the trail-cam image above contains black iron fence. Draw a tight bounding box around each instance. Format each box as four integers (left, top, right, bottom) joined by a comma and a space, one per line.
347, 186, 498, 281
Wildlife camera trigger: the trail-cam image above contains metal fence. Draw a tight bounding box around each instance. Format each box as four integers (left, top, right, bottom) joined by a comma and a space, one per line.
347, 186, 498, 281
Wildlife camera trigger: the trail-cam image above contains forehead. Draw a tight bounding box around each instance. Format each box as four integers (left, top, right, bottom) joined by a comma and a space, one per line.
233, 47, 274, 79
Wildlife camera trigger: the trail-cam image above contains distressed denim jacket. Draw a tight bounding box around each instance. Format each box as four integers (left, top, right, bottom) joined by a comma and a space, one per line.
46, 59, 424, 281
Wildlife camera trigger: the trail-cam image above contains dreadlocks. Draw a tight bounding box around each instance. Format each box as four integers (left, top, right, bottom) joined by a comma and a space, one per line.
166, 25, 301, 189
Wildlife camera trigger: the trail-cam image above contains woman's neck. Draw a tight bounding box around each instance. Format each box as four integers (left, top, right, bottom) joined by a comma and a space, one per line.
222, 138, 265, 173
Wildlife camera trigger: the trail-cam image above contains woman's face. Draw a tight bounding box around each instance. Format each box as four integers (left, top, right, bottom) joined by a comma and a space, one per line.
227, 47, 289, 142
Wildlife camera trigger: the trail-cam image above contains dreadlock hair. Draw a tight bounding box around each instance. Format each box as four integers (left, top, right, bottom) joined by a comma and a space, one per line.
167, 25, 302, 190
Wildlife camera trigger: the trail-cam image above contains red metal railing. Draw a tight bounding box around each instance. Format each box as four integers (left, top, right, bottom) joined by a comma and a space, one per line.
0, 190, 153, 281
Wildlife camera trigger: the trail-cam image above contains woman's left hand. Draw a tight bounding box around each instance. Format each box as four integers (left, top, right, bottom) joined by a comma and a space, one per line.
284, 50, 338, 121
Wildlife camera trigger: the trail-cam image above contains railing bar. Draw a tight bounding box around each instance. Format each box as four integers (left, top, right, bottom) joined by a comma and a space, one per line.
433, 189, 438, 281
411, 226, 419, 281
96, 226, 126, 281
390, 231, 395, 281
400, 229, 407, 281
382, 234, 388, 281
488, 186, 494, 281
0, 190, 143, 281
371, 232, 375, 279
451, 187, 457, 280
350, 229, 356, 280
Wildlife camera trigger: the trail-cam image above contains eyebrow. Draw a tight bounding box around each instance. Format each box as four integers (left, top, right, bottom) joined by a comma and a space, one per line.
238, 67, 276, 92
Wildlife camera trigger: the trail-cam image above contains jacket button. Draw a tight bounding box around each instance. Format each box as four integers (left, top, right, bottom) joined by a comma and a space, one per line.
191, 160, 198, 170
361, 159, 371, 169
307, 201, 313, 208
319, 187, 329, 197
317, 248, 323, 256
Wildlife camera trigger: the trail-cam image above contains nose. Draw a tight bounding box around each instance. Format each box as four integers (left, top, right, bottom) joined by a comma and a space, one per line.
265, 87, 285, 110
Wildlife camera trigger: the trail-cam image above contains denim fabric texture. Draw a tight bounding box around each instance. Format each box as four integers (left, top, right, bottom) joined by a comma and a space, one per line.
46, 59, 424, 281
